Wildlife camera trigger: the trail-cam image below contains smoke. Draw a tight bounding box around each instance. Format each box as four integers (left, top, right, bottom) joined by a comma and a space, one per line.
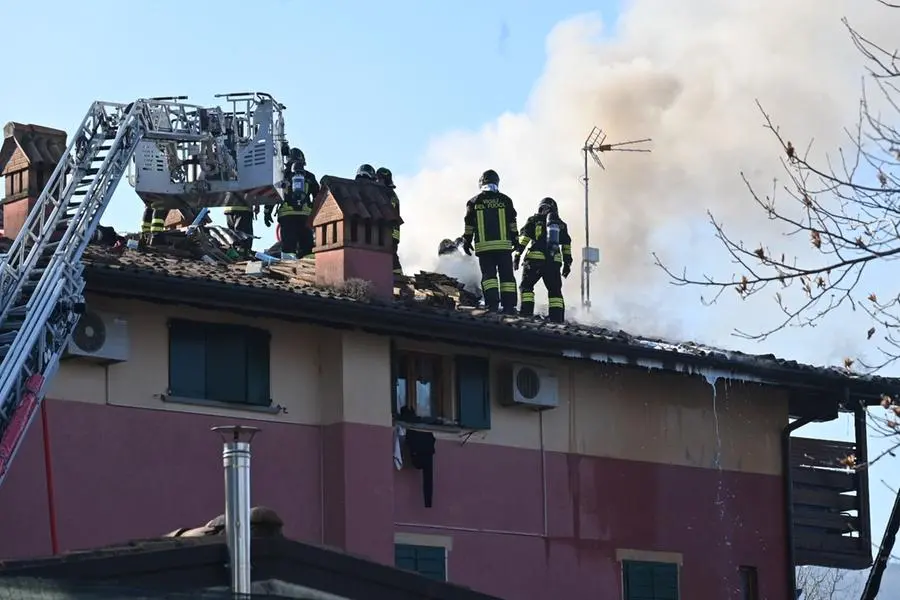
394, 0, 896, 354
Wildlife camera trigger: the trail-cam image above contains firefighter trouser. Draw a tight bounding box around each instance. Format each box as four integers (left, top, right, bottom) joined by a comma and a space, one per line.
392, 239, 403, 275
226, 212, 253, 250
279, 214, 313, 256
141, 204, 167, 237
520, 260, 565, 323
477, 250, 517, 313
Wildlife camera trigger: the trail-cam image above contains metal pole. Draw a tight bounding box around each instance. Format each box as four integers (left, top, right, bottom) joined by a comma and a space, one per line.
212, 425, 260, 598
582, 147, 589, 308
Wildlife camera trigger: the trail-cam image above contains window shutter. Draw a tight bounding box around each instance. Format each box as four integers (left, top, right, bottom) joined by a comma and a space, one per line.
456, 355, 491, 430
394, 544, 446, 582
245, 328, 271, 406
623, 561, 678, 600
205, 325, 249, 404
168, 320, 207, 399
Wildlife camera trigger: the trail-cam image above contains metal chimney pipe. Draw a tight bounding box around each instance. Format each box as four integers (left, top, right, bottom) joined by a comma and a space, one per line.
212, 425, 260, 597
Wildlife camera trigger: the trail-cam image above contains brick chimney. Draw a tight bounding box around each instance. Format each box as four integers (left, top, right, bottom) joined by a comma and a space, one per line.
310, 175, 403, 301
0, 122, 67, 240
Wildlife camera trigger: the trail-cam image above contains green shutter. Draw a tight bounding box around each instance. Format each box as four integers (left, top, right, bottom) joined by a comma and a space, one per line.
205, 324, 248, 404
168, 320, 207, 399
245, 328, 271, 406
623, 561, 678, 600
456, 355, 491, 429
394, 544, 446, 582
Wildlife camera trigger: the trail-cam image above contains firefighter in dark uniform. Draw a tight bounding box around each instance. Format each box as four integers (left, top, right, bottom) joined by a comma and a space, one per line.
140, 200, 168, 245
375, 167, 402, 275
356, 163, 376, 182
264, 148, 319, 258
461, 169, 518, 314
223, 196, 255, 252
513, 197, 573, 323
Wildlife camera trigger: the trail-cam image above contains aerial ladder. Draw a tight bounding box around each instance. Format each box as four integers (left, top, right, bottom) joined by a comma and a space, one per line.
0, 93, 289, 489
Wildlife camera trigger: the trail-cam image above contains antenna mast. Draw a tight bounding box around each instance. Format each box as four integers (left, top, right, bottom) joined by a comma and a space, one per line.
579, 127, 652, 309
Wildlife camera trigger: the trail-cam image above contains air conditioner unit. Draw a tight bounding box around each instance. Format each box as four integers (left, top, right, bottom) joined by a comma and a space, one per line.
499, 363, 559, 410
66, 310, 130, 363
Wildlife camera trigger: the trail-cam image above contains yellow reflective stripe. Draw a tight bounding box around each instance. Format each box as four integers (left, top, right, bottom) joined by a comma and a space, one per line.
464, 225, 474, 234
518, 235, 532, 246
392, 229, 401, 240
497, 208, 507, 241
481, 279, 499, 290
476, 210, 486, 244
499, 282, 517, 292
278, 205, 311, 216
526, 251, 545, 260
224, 206, 252, 213
474, 240, 512, 252
521, 292, 536, 302
548, 297, 565, 308
140, 223, 151, 232
562, 244, 572, 254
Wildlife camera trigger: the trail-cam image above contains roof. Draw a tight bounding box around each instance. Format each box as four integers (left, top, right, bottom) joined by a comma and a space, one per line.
0, 508, 501, 600
312, 176, 402, 226
0, 122, 67, 171
65, 232, 900, 411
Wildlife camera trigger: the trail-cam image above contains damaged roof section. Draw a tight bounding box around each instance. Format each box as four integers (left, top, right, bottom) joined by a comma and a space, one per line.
0, 122, 67, 170
313, 176, 403, 226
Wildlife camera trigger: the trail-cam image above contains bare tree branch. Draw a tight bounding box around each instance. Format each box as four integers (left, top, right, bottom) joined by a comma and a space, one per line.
796, 566, 864, 599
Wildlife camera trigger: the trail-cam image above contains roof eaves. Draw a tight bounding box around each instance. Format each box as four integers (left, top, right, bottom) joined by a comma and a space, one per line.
82, 263, 900, 400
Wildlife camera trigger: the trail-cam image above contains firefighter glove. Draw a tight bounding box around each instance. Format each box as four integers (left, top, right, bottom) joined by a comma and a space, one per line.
462, 239, 474, 256
263, 210, 273, 228
562, 262, 571, 278
513, 253, 521, 270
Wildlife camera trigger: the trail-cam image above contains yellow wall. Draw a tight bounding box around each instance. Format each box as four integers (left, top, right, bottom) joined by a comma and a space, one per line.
49, 295, 787, 476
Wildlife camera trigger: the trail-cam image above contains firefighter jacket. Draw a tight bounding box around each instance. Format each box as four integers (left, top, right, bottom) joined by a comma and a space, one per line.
516, 213, 573, 265
463, 191, 518, 254
389, 189, 401, 243
274, 167, 320, 218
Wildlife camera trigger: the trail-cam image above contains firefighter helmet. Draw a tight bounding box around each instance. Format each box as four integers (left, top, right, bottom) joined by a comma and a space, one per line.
290, 148, 306, 167
375, 167, 395, 188
478, 169, 500, 187
538, 197, 558, 214
356, 164, 376, 180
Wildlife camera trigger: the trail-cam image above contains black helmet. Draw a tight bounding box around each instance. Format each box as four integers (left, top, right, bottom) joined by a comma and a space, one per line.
356, 163, 376, 180
438, 238, 459, 256
289, 148, 306, 166
291, 161, 304, 174
538, 197, 558, 214
375, 167, 395, 188
479, 169, 500, 187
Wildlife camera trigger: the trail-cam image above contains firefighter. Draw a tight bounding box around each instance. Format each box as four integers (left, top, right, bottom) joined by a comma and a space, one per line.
223, 195, 255, 252
513, 197, 573, 323
264, 148, 319, 259
376, 166, 402, 275
356, 163, 376, 181
461, 169, 518, 314
140, 200, 168, 246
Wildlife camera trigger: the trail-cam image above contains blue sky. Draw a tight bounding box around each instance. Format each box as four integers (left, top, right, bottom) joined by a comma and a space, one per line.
2, 0, 898, 570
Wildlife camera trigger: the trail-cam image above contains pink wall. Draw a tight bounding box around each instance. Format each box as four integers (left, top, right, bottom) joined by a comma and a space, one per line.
0, 401, 789, 600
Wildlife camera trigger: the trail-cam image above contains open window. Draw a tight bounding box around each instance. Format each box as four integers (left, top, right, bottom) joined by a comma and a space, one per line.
392, 346, 491, 430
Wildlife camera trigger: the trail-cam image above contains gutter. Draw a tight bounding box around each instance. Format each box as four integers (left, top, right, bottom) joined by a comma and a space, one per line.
83, 266, 900, 399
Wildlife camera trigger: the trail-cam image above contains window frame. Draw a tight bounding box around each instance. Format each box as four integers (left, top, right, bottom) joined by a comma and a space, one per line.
394, 543, 448, 582
166, 318, 273, 409
391, 344, 492, 430
622, 560, 680, 600
739, 566, 758, 600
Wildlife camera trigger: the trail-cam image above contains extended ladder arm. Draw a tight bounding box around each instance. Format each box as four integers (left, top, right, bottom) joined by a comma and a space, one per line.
0, 99, 209, 488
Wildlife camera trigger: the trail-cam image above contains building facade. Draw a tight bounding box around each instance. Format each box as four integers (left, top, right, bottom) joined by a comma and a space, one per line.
0, 122, 888, 600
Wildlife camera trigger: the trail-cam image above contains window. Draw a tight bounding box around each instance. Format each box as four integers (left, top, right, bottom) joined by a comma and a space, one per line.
392, 348, 491, 430
394, 544, 446, 582
622, 561, 679, 600
167, 319, 271, 406
739, 566, 758, 600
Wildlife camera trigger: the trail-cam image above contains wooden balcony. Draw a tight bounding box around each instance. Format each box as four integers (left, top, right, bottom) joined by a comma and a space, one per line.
791, 436, 872, 570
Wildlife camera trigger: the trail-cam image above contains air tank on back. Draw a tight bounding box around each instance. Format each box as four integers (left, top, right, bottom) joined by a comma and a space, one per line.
129, 92, 288, 211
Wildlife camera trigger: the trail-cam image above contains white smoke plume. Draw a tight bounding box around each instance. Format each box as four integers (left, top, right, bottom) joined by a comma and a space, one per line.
394, 0, 897, 353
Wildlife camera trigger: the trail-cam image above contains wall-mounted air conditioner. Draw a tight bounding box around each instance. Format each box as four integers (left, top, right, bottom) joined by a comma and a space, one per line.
499, 363, 559, 410
66, 310, 130, 363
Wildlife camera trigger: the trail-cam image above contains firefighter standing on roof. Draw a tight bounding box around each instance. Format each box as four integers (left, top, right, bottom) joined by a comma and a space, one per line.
462, 169, 518, 314
264, 148, 319, 259
356, 163, 376, 182
376, 167, 402, 275
223, 195, 255, 252
140, 199, 168, 246
513, 197, 573, 323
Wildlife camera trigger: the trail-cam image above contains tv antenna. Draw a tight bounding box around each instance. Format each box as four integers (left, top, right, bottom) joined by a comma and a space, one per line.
580, 127, 652, 309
